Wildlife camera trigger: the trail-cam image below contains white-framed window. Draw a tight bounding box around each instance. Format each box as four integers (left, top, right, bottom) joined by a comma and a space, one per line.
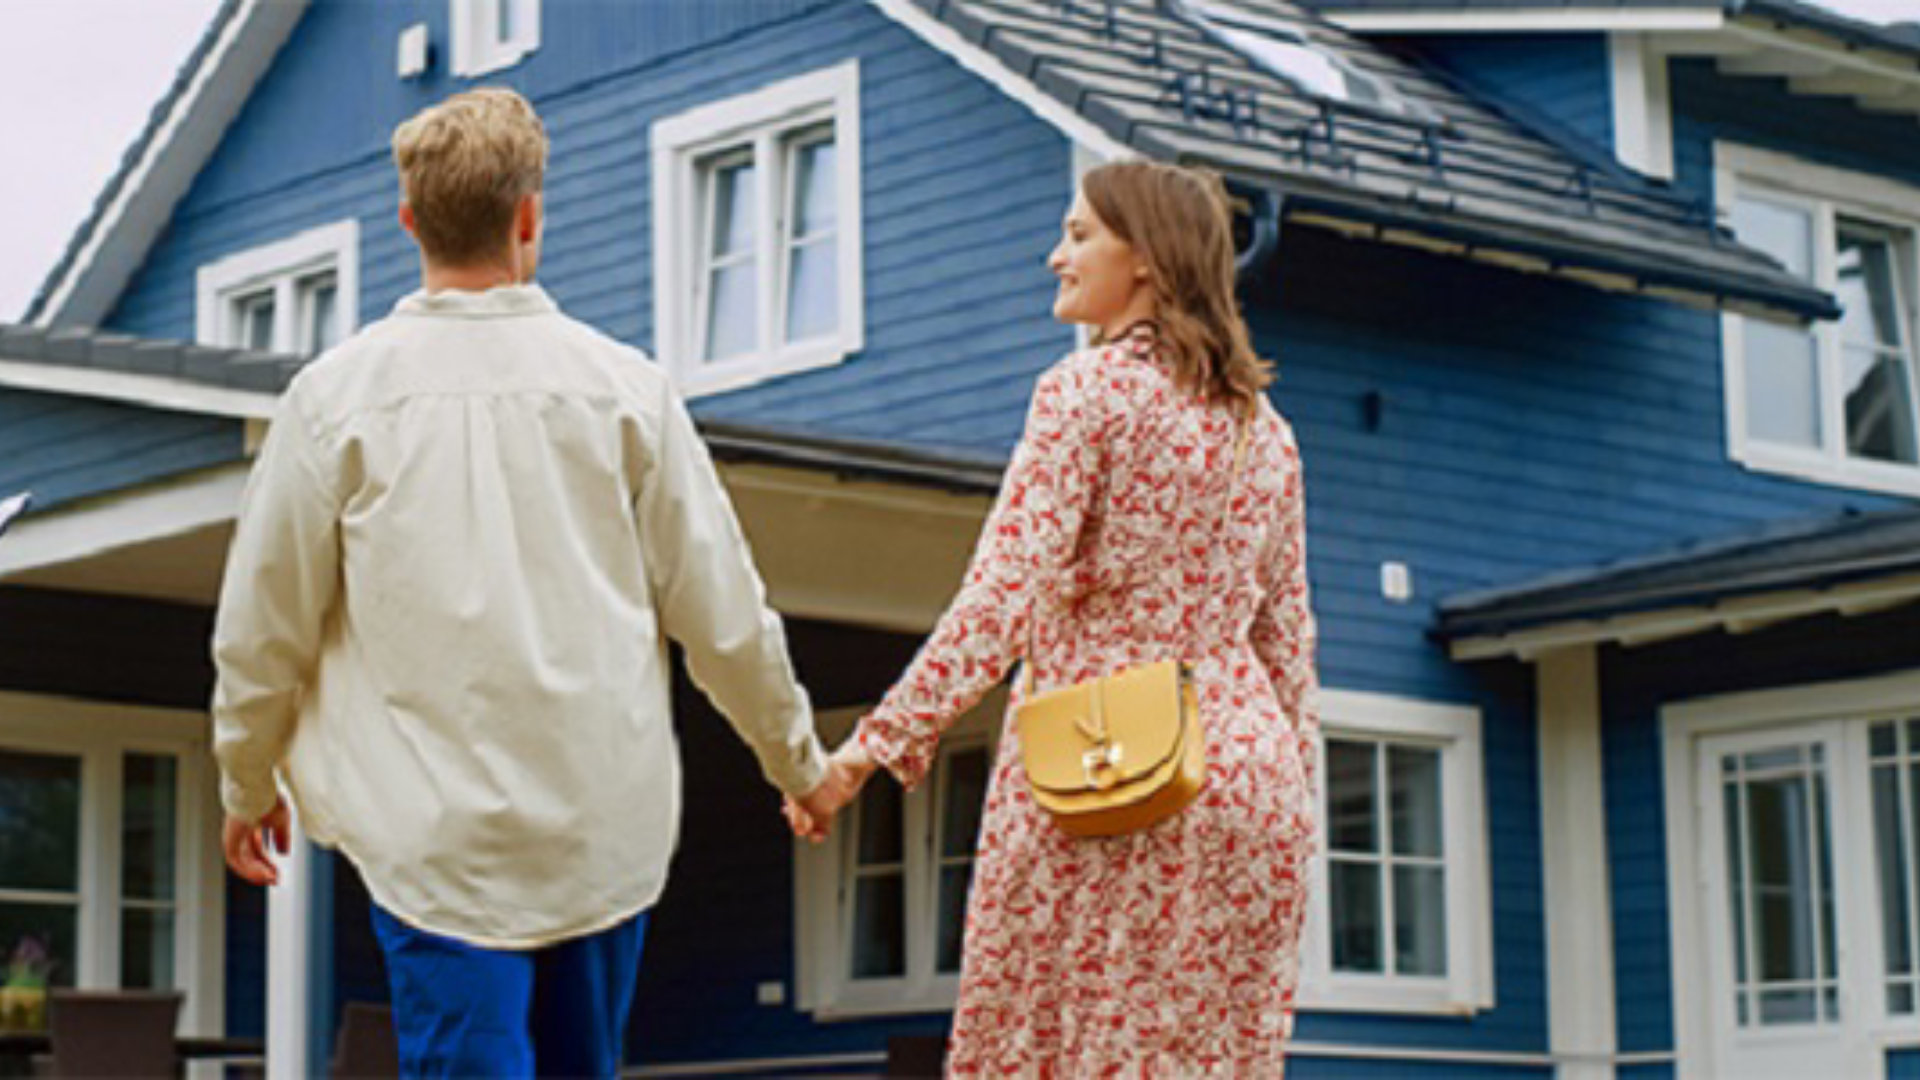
0, 693, 223, 1034
1298, 689, 1494, 1015
450, 0, 539, 78
1662, 670, 1920, 1078
195, 220, 359, 358
1716, 142, 1920, 498
794, 689, 1000, 1017
651, 61, 864, 398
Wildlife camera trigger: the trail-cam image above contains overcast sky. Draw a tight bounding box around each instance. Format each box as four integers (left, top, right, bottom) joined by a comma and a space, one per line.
0, 0, 1913, 324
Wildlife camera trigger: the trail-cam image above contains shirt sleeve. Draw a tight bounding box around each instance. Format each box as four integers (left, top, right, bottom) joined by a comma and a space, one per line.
1249, 420, 1320, 802
636, 381, 826, 798
210, 386, 342, 823
856, 359, 1104, 790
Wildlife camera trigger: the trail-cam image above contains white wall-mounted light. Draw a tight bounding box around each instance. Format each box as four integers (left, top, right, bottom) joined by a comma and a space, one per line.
398, 23, 430, 80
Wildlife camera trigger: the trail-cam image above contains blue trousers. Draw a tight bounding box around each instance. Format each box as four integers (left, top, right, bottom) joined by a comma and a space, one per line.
369, 903, 648, 1079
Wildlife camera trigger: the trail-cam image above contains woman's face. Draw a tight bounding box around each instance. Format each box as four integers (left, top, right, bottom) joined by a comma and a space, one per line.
1048, 192, 1149, 332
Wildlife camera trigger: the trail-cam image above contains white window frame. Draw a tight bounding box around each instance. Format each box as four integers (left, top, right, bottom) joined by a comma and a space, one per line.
651, 61, 864, 398
1662, 668, 1920, 1078
1297, 689, 1495, 1016
1715, 141, 1920, 499
793, 688, 1002, 1018
0, 692, 224, 1038
449, 0, 540, 78
195, 220, 360, 357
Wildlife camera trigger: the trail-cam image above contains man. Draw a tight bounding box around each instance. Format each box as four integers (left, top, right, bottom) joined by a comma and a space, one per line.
212, 88, 854, 1077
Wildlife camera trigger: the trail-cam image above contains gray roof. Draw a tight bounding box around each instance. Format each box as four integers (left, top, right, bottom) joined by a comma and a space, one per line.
0, 321, 303, 393
921, 0, 1836, 319
1287, 0, 1920, 63
1438, 505, 1920, 639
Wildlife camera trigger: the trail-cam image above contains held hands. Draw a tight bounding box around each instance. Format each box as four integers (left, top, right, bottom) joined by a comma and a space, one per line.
783, 738, 879, 844
222, 797, 291, 886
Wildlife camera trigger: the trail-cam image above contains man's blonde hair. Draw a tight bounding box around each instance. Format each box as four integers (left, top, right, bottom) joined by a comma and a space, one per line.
391, 88, 549, 265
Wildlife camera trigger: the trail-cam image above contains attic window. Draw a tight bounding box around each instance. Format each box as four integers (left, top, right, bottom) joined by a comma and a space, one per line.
1186, 2, 1419, 116
451, 0, 539, 77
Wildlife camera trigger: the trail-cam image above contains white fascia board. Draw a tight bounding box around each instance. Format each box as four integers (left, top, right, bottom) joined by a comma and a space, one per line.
866, 0, 1133, 162
0, 463, 250, 580
1449, 571, 1920, 660
32, 0, 310, 328
0, 358, 279, 420
1326, 8, 1724, 34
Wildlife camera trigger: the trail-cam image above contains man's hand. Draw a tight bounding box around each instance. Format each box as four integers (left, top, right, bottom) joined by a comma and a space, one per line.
783, 738, 879, 844
222, 798, 291, 886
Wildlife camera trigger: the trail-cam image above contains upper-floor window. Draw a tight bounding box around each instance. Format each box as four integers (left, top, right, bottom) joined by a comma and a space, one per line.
451, 0, 539, 77
1299, 690, 1494, 1015
651, 62, 864, 397
793, 690, 999, 1017
1717, 143, 1920, 498
196, 220, 359, 357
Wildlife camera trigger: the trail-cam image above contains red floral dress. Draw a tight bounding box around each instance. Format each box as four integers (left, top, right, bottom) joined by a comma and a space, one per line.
857, 328, 1321, 1076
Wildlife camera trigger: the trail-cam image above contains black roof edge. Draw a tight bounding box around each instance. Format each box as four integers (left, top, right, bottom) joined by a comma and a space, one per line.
698, 419, 1008, 495
1733, 0, 1920, 62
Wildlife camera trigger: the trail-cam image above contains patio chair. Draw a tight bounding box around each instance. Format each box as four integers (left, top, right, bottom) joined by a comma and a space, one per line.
45, 989, 181, 1078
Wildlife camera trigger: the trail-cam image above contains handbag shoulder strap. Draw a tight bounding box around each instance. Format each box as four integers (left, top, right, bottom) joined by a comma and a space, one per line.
1021, 393, 1258, 697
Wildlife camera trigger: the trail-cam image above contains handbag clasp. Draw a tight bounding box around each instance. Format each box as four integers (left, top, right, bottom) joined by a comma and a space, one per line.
1082, 742, 1124, 790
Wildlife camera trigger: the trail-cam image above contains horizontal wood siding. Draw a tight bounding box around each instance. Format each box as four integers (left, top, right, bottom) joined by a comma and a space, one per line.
0, 388, 239, 512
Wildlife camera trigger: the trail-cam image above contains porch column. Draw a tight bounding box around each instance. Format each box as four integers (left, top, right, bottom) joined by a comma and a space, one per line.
265, 819, 331, 1077
1538, 645, 1618, 1080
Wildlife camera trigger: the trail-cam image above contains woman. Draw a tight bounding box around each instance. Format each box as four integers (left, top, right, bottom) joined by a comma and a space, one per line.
789, 161, 1320, 1074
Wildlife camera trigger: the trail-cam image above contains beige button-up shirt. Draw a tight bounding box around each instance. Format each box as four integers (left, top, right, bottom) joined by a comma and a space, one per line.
211, 284, 824, 948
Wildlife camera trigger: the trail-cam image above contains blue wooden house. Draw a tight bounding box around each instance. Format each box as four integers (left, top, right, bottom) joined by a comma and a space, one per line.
1, 0, 1917, 1075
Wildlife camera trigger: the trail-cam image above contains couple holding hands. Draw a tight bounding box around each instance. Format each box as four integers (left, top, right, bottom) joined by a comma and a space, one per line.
214, 87, 1317, 1078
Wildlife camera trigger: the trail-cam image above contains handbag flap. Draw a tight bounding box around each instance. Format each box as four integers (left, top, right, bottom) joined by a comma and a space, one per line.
1018, 660, 1187, 794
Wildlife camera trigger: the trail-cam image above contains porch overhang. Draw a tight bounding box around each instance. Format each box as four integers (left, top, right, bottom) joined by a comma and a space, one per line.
1438, 506, 1920, 661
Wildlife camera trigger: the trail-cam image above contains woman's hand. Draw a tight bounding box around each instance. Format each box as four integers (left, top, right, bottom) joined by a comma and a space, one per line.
784, 738, 880, 843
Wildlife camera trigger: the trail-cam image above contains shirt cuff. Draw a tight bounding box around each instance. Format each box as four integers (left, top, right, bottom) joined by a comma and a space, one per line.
221, 773, 280, 823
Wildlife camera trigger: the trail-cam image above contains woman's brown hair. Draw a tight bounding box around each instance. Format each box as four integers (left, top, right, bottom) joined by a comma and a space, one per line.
1081, 161, 1274, 406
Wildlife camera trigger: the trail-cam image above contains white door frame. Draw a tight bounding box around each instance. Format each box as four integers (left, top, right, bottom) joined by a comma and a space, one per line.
1664, 668, 1920, 1078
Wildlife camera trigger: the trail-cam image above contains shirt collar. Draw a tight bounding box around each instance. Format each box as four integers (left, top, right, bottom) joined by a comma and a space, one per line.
392, 283, 558, 319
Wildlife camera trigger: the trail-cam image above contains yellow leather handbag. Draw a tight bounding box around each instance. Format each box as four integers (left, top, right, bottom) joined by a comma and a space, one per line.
1014, 402, 1253, 838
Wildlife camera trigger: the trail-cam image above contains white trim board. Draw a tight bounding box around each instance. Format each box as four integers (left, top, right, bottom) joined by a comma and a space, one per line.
0, 358, 279, 420
0, 463, 249, 580
32, 0, 310, 328
1326, 9, 1726, 34
866, 0, 1132, 162
1610, 32, 1675, 181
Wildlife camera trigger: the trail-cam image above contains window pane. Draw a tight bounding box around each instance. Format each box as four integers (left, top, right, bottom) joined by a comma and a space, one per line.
1330, 860, 1382, 973
120, 908, 175, 990
1726, 780, 1749, 990
1892, 981, 1914, 1016
0, 751, 81, 892
937, 864, 972, 975
0, 902, 77, 992
705, 265, 758, 362
785, 239, 838, 343
1326, 740, 1378, 853
1748, 772, 1817, 984
855, 780, 902, 867
1388, 745, 1442, 858
1392, 864, 1447, 976
496, 0, 514, 42
123, 753, 178, 902
1875, 763, 1914, 983
851, 874, 905, 979
790, 136, 836, 238
1758, 987, 1817, 1026
707, 159, 755, 259
940, 747, 989, 859
1842, 345, 1919, 465
1744, 322, 1822, 449
242, 293, 275, 352
1874, 720, 1898, 759
1838, 226, 1905, 352
302, 274, 340, 356
1731, 197, 1813, 280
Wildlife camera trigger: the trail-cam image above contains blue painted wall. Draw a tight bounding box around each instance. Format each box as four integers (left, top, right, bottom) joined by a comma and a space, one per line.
1404, 34, 1615, 165
0, 388, 238, 512
1890, 1046, 1920, 1079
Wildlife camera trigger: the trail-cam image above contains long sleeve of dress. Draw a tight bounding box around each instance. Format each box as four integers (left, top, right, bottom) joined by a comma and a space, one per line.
211, 383, 342, 822
857, 360, 1103, 789
1249, 421, 1320, 801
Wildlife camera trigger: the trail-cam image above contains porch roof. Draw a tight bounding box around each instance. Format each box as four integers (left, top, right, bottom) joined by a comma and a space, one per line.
1438, 504, 1920, 660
